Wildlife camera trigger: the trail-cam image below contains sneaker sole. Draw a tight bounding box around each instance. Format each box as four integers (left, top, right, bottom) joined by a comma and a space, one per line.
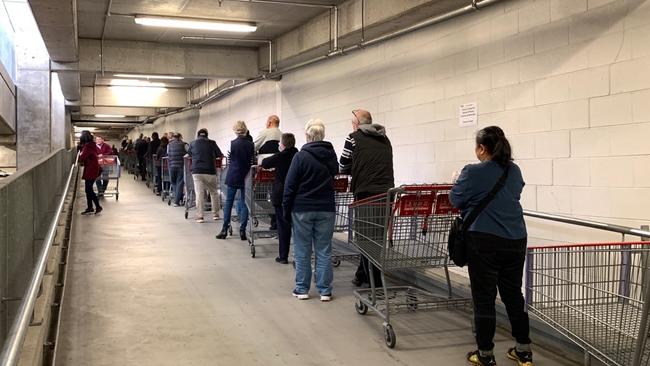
320, 296, 332, 302
292, 293, 309, 300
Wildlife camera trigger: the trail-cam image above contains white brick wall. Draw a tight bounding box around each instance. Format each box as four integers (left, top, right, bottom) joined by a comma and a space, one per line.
133, 0, 650, 245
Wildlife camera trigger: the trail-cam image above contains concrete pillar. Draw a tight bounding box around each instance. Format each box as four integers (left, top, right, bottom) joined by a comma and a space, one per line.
8, 1, 67, 170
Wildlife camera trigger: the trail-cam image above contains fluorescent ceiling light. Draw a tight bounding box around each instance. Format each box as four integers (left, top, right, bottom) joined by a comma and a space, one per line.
134, 15, 257, 33
110, 79, 166, 87
74, 127, 96, 132
114, 74, 184, 80
95, 114, 126, 118
108, 86, 168, 93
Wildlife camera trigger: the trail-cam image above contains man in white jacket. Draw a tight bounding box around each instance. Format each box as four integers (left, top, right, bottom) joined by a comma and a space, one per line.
255, 115, 283, 157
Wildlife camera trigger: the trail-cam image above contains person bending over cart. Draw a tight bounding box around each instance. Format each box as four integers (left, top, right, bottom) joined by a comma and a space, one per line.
283, 119, 338, 302
261, 133, 298, 264
450, 126, 532, 366
188, 128, 223, 223
339, 109, 394, 288
216, 121, 254, 240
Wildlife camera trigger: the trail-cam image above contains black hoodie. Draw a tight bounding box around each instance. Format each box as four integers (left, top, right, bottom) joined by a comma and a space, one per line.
283, 141, 338, 215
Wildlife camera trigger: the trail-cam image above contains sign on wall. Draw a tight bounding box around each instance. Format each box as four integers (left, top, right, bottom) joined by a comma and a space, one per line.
459, 102, 477, 128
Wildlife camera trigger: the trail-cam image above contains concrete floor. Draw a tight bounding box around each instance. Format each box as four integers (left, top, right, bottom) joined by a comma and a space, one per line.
56, 173, 576, 366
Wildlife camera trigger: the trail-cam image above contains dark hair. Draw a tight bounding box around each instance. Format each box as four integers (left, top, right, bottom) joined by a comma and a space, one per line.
160, 136, 169, 145
281, 133, 295, 148
152, 132, 159, 139
198, 128, 208, 137
79, 130, 93, 145
476, 126, 512, 166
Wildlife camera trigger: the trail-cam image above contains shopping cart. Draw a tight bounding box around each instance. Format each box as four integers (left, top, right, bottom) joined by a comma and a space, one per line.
526, 241, 650, 366
244, 166, 276, 258
331, 174, 359, 267
97, 155, 121, 200
350, 184, 471, 348
160, 156, 171, 202
183, 156, 223, 220
125, 150, 137, 175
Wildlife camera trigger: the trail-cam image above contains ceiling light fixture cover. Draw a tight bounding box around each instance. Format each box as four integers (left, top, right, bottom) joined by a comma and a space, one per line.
109, 79, 166, 87
134, 15, 257, 33
114, 74, 184, 80
95, 114, 126, 118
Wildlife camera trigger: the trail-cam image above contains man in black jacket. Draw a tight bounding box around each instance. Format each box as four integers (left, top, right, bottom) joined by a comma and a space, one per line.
135, 133, 148, 181
188, 128, 223, 223
261, 133, 298, 264
167, 133, 186, 206
339, 109, 394, 288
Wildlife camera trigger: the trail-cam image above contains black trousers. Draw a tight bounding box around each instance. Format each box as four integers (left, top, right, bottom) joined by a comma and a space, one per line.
138, 156, 146, 180
467, 231, 531, 351
353, 191, 383, 287
274, 206, 291, 260
85, 179, 100, 210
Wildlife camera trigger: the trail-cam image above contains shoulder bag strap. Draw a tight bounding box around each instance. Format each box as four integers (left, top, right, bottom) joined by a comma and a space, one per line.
461, 164, 511, 232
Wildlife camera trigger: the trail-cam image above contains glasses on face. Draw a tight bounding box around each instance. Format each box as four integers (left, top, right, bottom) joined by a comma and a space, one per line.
351, 110, 360, 124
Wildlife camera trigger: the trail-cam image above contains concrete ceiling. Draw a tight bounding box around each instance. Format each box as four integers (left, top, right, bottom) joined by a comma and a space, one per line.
80, 0, 345, 43
27, 0, 486, 127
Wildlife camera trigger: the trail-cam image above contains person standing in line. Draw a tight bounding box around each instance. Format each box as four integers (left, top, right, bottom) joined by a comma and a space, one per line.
155, 136, 170, 195
216, 121, 254, 241
255, 115, 283, 230
95, 135, 113, 196
339, 109, 394, 289
261, 133, 298, 264
167, 133, 187, 207
450, 126, 532, 366
188, 129, 223, 223
79, 131, 103, 215
283, 119, 338, 302
135, 133, 148, 181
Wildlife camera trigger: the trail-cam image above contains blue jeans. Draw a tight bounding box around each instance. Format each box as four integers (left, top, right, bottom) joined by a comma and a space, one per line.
292, 211, 335, 295
222, 185, 248, 234
170, 167, 184, 204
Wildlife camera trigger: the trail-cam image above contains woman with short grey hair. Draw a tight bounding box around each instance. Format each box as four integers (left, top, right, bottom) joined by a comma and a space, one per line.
282, 119, 339, 301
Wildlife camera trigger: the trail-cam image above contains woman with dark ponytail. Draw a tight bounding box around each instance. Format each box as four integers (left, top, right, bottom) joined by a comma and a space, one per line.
450, 126, 532, 366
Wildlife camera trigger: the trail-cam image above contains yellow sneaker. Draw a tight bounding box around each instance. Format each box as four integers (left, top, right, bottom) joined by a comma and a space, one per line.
506, 348, 534, 366
467, 350, 496, 366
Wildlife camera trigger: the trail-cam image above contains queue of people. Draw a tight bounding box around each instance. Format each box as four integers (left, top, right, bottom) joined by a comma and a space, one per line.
113, 112, 532, 366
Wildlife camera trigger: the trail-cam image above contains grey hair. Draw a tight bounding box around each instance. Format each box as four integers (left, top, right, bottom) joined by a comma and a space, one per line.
305, 118, 325, 142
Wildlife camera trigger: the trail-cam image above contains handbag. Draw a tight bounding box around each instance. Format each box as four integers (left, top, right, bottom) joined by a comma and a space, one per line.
448, 164, 510, 267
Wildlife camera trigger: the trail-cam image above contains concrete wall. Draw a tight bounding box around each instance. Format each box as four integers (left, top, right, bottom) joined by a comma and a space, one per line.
131, 0, 650, 245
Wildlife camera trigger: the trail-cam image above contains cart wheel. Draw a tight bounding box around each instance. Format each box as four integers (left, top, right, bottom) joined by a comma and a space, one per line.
184, 211, 188, 219
253, 218, 259, 227
251, 246, 256, 258
383, 323, 396, 348
161, 195, 165, 202
115, 194, 119, 201
145, 181, 150, 188
168, 199, 171, 206
355, 300, 368, 315
332, 259, 341, 267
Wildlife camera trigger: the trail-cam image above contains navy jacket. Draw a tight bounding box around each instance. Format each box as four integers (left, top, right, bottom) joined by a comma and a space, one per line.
261, 147, 299, 207
166, 139, 186, 170
283, 141, 338, 215
225, 136, 255, 187
450, 160, 527, 240
188, 136, 223, 175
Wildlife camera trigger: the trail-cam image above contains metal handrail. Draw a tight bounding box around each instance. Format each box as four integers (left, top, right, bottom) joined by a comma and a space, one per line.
523, 209, 650, 239
0, 154, 78, 366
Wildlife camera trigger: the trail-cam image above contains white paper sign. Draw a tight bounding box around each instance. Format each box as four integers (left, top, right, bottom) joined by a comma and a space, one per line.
459, 102, 478, 128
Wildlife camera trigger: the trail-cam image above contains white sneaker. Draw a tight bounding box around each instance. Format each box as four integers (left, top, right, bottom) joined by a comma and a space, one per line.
213, 216, 219, 221
195, 217, 204, 223
320, 294, 332, 302
292, 291, 309, 300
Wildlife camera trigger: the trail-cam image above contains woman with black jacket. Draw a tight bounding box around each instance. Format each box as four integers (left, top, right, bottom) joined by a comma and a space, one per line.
450, 126, 531, 366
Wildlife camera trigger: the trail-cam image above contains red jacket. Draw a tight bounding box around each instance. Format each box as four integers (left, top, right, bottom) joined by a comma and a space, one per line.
80, 142, 101, 180
97, 143, 112, 155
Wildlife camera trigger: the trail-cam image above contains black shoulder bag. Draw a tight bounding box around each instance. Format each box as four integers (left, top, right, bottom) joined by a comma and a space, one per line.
448, 164, 510, 267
